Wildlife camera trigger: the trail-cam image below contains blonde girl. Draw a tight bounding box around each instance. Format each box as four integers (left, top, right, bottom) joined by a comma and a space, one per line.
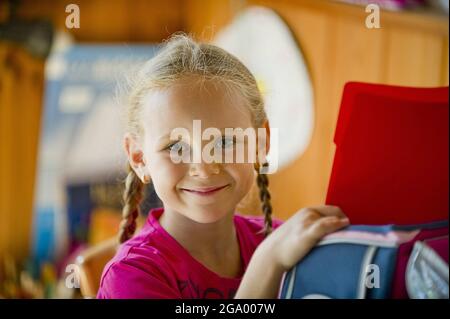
97, 34, 349, 299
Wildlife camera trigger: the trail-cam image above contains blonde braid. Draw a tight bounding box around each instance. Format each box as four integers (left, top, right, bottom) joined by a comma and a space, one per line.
256, 163, 273, 237
118, 164, 144, 244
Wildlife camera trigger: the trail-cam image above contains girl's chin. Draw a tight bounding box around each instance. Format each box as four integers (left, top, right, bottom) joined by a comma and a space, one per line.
183, 206, 233, 224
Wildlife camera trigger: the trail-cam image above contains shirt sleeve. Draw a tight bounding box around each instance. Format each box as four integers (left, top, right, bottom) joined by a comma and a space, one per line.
97, 256, 182, 299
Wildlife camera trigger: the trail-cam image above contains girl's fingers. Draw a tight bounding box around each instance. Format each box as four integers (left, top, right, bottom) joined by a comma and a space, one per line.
307, 205, 347, 219
308, 216, 349, 240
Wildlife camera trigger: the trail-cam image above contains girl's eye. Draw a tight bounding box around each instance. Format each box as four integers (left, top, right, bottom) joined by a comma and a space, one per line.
216, 136, 235, 149
167, 141, 189, 153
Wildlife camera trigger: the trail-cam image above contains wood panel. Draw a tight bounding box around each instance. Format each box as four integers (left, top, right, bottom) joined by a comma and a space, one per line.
0, 44, 14, 260
0, 44, 44, 260
15, 0, 184, 42
182, 0, 239, 40
385, 29, 446, 86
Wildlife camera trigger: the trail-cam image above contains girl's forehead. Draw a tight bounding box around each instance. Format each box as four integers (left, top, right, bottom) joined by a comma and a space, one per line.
140, 80, 254, 137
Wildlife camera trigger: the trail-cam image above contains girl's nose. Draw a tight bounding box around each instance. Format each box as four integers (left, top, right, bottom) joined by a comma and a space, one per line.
188, 162, 220, 178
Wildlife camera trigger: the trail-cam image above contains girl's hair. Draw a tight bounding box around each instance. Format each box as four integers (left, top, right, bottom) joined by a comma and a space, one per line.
118, 33, 273, 244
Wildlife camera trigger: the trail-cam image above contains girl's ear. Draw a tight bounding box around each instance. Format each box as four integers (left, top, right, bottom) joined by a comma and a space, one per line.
124, 133, 150, 183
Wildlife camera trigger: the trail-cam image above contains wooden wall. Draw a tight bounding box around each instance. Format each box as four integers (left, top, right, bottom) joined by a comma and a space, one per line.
0, 44, 44, 261
0, 0, 448, 260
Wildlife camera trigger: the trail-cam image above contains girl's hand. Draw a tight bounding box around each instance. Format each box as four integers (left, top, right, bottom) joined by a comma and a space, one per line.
261, 205, 350, 272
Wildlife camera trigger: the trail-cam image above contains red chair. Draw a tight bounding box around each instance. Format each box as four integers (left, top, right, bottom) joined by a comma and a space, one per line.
326, 82, 449, 225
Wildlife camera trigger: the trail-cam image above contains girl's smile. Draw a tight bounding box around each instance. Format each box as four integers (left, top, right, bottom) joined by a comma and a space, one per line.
179, 184, 231, 205
180, 184, 230, 195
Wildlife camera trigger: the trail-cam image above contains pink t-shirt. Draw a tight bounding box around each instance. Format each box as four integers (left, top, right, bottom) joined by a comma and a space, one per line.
97, 207, 283, 299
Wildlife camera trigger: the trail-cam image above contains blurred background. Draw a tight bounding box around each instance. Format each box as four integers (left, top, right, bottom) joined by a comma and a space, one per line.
0, 0, 448, 298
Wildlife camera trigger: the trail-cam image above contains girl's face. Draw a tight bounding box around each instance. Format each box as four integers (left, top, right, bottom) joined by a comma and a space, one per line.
127, 78, 262, 223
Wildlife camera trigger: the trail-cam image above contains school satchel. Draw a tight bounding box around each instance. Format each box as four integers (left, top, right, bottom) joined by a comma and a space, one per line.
279, 220, 449, 299
279, 83, 449, 299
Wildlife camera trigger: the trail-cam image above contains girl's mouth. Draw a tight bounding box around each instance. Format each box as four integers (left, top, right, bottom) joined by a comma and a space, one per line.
180, 184, 229, 196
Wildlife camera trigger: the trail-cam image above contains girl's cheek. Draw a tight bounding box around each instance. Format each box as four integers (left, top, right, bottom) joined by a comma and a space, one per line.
227, 163, 254, 192
149, 161, 185, 203
152, 156, 186, 184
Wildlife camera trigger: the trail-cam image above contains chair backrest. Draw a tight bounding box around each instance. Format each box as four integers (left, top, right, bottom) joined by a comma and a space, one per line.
326, 82, 449, 225
76, 238, 117, 298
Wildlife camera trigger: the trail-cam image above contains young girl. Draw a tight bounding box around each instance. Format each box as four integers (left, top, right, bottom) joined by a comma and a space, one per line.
97, 34, 349, 299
